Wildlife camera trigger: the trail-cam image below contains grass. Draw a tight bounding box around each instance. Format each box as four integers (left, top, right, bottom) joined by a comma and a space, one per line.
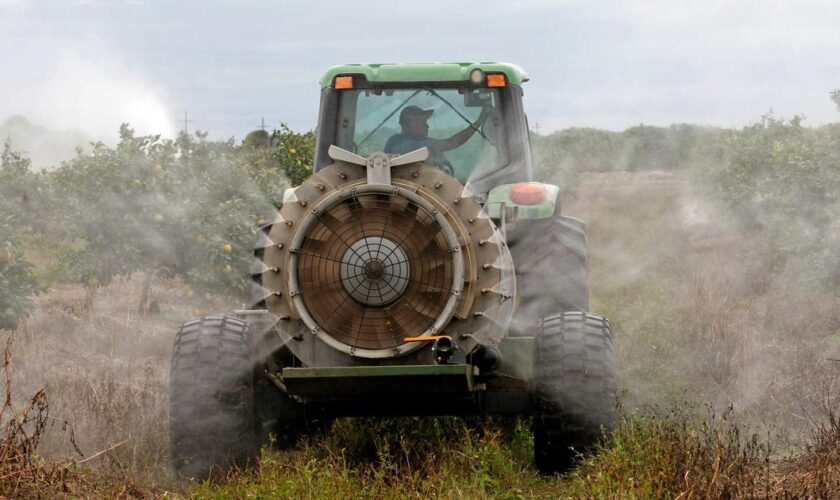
1, 170, 839, 497
187, 418, 547, 499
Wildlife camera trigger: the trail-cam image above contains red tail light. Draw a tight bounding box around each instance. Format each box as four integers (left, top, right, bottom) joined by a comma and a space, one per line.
510, 183, 546, 205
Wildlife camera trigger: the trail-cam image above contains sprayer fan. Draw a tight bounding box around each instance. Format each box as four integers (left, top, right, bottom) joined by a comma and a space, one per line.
288, 185, 463, 356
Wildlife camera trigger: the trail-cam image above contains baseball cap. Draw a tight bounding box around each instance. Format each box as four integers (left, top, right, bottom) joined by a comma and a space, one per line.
399, 105, 434, 124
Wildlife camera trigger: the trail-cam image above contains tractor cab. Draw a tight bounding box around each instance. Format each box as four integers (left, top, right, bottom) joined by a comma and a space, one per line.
313, 62, 534, 193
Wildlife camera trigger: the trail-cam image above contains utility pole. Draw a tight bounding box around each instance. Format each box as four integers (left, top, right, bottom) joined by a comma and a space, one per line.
257, 117, 267, 131
182, 111, 193, 135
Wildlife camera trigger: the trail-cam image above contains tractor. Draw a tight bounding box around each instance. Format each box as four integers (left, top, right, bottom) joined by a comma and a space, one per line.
169, 62, 616, 478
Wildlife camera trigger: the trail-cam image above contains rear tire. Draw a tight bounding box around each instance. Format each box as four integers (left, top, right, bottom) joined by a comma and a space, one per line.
508, 215, 589, 333
169, 316, 257, 479
533, 312, 616, 474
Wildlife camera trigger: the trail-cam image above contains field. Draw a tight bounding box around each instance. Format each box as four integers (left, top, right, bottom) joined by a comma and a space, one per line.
2, 170, 839, 498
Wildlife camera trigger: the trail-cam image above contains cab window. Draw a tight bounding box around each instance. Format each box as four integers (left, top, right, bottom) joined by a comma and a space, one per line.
336, 87, 507, 182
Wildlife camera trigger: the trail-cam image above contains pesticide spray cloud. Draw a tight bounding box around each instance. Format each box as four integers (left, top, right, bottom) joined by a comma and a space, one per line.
0, 7, 176, 160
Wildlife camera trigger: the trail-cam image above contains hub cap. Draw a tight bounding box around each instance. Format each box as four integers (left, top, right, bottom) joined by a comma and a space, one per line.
340, 237, 410, 306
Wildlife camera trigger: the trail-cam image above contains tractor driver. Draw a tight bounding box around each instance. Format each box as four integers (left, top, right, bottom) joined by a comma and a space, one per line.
384, 105, 491, 171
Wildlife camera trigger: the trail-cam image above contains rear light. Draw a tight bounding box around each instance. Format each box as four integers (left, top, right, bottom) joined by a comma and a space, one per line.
510, 182, 546, 205
334, 76, 354, 89
486, 73, 506, 87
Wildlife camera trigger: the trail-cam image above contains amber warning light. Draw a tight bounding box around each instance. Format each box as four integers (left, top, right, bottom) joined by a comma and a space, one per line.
510, 183, 546, 205
334, 76, 354, 89
486, 74, 506, 87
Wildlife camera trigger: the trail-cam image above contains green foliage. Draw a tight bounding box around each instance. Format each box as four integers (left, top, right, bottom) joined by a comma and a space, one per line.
0, 144, 44, 328
3, 124, 315, 303
0, 217, 40, 329
701, 114, 840, 285
0, 142, 49, 227
531, 124, 728, 192
270, 124, 316, 186
188, 417, 548, 499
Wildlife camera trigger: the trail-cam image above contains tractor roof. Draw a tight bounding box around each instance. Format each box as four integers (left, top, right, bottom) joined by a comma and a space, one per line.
319, 62, 529, 88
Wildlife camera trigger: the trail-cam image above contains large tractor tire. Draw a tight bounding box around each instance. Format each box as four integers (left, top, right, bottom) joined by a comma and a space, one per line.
508, 215, 589, 333
533, 312, 616, 474
169, 316, 258, 479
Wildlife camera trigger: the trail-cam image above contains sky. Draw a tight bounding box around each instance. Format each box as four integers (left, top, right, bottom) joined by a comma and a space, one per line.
1, 0, 839, 142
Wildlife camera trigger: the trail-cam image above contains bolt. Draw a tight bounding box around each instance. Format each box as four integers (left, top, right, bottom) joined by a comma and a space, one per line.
276, 243, 284, 249
482, 263, 492, 270
338, 172, 347, 180
434, 182, 442, 189
299, 200, 307, 207
412, 171, 420, 178
285, 220, 293, 227
315, 184, 326, 190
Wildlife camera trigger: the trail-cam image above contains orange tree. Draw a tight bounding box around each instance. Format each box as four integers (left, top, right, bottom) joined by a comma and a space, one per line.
0, 216, 39, 329
0, 145, 43, 327
46, 124, 313, 304
702, 113, 840, 286
0, 143, 49, 228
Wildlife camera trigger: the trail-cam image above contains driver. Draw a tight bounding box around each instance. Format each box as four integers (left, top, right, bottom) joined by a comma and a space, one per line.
384, 105, 491, 167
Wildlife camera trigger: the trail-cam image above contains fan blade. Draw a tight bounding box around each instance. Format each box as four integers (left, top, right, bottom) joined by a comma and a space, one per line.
411, 252, 450, 272
301, 237, 344, 258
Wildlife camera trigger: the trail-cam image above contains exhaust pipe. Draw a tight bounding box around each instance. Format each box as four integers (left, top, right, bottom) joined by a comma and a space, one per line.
432, 337, 455, 365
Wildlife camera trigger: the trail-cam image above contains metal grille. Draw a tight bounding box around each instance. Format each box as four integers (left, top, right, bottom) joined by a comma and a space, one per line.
295, 191, 455, 351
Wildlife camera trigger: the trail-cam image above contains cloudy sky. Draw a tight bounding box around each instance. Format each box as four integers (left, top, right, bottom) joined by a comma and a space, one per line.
1, 0, 839, 141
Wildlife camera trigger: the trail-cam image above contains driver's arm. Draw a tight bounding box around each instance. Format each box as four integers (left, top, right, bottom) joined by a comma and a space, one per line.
436, 108, 491, 152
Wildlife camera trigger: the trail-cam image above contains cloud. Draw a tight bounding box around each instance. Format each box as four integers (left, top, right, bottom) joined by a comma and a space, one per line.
2, 0, 839, 138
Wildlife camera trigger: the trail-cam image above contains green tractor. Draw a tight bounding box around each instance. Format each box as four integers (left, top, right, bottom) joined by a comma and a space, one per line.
169, 62, 616, 478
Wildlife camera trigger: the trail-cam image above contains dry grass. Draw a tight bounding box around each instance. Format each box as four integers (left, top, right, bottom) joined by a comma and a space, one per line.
565, 406, 772, 498
1, 274, 234, 496
0, 338, 53, 497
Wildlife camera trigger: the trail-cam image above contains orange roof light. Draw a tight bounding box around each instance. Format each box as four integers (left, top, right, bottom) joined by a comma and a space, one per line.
334, 76, 354, 89
486, 73, 506, 87
510, 182, 546, 205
